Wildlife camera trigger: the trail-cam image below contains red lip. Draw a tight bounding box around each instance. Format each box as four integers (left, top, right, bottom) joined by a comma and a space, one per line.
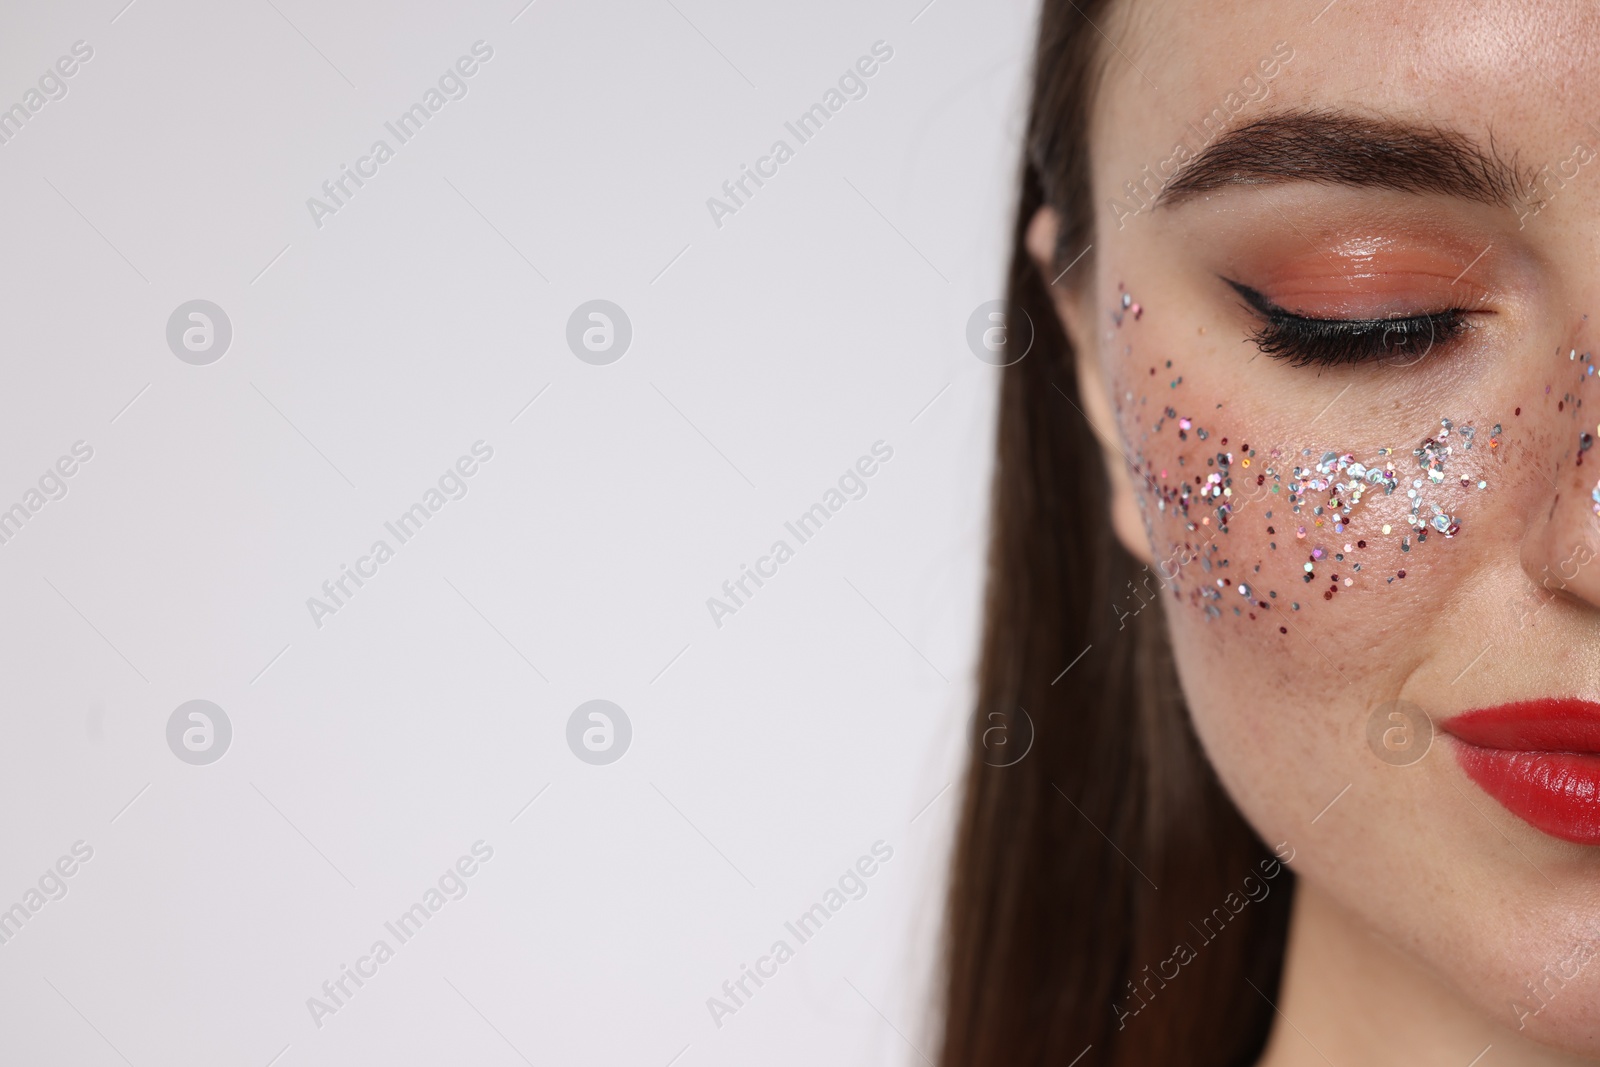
1443, 699, 1600, 845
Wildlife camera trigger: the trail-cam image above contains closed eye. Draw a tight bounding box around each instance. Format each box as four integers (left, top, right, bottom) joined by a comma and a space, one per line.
1225, 278, 1475, 368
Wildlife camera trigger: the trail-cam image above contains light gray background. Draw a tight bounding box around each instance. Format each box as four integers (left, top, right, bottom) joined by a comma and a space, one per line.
0, 1, 1034, 1063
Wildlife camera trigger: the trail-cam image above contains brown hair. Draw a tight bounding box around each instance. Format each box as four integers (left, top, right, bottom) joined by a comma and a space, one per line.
936, 4, 1294, 1065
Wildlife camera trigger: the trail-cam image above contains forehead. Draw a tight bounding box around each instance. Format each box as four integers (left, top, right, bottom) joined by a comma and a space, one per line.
1091, 0, 1600, 196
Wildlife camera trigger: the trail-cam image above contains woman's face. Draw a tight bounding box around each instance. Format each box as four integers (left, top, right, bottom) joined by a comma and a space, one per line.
1047, 0, 1600, 1053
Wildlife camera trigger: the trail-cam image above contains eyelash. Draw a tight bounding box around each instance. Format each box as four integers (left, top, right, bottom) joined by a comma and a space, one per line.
1225, 279, 1474, 367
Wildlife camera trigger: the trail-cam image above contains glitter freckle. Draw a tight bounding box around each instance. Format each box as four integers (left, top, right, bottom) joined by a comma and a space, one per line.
1118, 292, 1508, 624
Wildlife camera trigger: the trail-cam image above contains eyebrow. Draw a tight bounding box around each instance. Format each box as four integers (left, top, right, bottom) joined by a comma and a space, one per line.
1156, 110, 1524, 209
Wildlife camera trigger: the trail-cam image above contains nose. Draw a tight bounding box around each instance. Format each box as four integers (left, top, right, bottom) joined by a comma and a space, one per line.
1519, 434, 1600, 609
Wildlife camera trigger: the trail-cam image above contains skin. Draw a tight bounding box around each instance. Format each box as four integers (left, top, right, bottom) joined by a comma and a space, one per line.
1032, 1, 1600, 1062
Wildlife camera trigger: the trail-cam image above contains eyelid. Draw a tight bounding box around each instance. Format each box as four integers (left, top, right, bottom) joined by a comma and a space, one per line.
1223, 278, 1477, 325
1223, 277, 1477, 368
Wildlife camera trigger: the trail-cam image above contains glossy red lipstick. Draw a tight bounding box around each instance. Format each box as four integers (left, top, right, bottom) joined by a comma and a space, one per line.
1444, 699, 1600, 845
